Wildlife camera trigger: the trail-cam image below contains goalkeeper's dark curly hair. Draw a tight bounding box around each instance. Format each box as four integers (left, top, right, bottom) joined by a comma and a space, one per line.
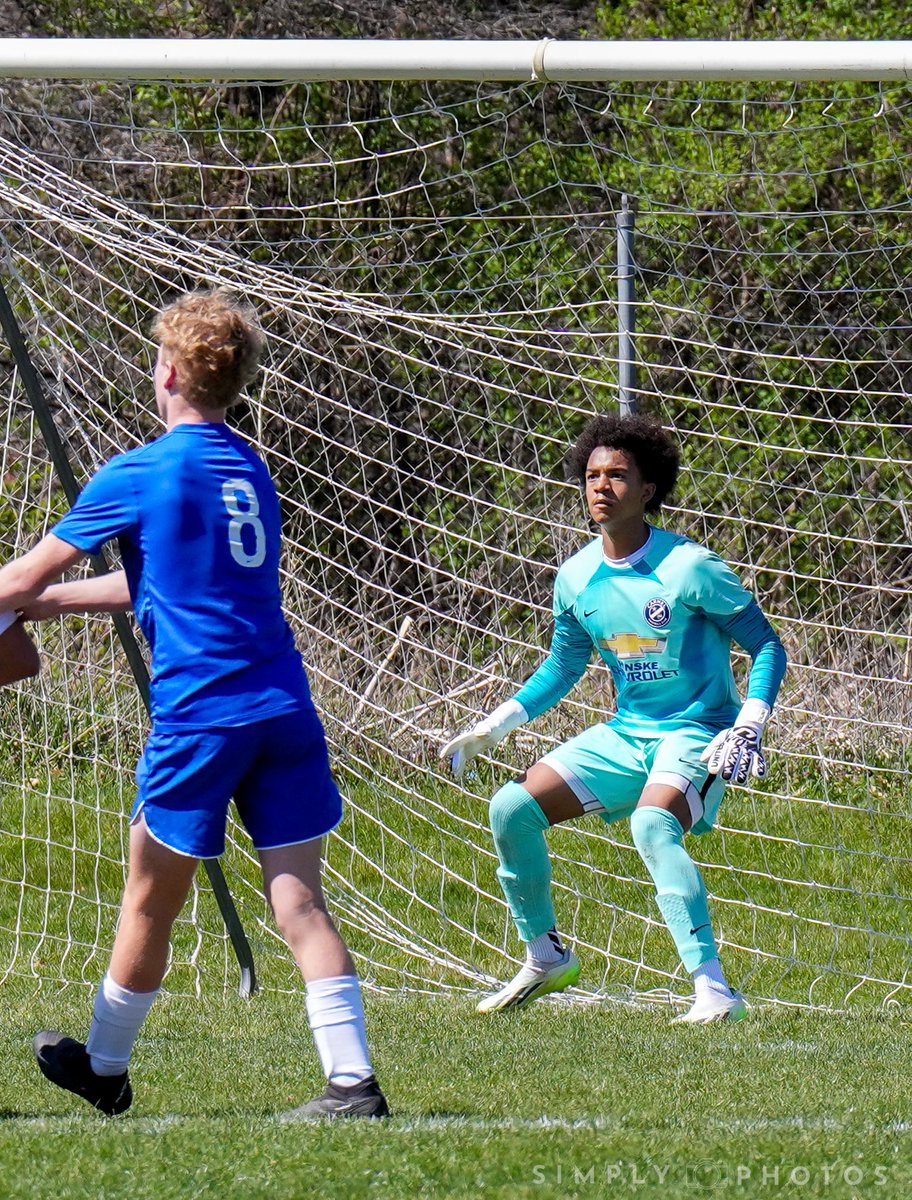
566, 413, 680, 514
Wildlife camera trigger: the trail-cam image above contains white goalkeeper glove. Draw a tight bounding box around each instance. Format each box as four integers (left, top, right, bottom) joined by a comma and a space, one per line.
700, 699, 771, 785
440, 698, 529, 780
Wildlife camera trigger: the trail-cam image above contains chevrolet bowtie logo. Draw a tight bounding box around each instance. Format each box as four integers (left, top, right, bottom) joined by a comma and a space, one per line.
600, 633, 667, 659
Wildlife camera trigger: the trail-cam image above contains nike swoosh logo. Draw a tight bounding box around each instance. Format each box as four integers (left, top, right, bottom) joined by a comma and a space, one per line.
583, 609, 598, 618
689, 924, 711, 935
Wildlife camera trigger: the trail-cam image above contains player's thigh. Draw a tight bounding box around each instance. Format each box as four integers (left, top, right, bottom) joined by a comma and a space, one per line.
537, 722, 647, 827
234, 706, 343, 852
648, 726, 726, 835
517, 761, 586, 825
120, 816, 200, 923
258, 835, 326, 917
133, 725, 259, 858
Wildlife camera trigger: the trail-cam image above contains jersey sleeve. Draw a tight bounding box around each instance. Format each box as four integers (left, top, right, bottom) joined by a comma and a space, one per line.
716, 601, 787, 710
52, 456, 140, 555
683, 549, 755, 620
511, 566, 593, 721
689, 549, 788, 711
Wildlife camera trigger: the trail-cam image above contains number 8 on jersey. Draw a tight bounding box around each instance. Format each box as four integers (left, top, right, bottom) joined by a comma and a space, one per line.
223, 478, 266, 568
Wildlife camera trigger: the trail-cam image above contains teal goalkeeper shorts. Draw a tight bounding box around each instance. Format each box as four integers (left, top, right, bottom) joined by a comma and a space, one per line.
540, 721, 727, 835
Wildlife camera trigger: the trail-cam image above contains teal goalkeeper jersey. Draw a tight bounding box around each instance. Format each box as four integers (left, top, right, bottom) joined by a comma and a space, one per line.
513, 525, 769, 735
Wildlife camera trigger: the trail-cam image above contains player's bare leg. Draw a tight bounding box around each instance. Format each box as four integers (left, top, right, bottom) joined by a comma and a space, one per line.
109, 818, 201, 990
260, 838, 388, 1119
260, 837, 355, 980
33, 818, 198, 1114
477, 763, 582, 1014
633, 784, 745, 1024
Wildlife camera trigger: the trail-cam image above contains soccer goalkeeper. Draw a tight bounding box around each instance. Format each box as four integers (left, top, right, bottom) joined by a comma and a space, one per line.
442, 413, 786, 1022
0, 290, 387, 1118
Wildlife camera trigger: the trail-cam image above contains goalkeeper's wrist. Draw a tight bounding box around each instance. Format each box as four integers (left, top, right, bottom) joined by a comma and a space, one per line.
480, 698, 529, 739
736, 698, 771, 730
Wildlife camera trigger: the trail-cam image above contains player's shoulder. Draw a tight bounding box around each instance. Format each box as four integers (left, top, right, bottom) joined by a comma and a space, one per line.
650, 525, 720, 572
107, 432, 177, 469
85, 444, 150, 487
650, 528, 749, 615
555, 537, 604, 596
557, 535, 603, 575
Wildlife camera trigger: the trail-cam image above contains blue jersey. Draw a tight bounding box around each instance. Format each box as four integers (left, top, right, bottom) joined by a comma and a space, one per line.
513, 525, 785, 735
53, 422, 311, 729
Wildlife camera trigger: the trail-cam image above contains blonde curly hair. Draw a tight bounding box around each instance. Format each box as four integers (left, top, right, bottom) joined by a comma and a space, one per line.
152, 289, 264, 409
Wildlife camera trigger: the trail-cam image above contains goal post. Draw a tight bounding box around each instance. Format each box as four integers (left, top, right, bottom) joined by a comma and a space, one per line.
0, 41, 909, 1010
1, 38, 912, 81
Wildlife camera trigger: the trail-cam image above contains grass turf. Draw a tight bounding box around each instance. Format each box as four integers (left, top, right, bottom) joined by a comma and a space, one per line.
2, 684, 911, 1197
2, 982, 911, 1200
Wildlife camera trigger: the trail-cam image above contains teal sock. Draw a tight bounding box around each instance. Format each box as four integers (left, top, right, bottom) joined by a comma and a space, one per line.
489, 781, 555, 942
630, 806, 717, 972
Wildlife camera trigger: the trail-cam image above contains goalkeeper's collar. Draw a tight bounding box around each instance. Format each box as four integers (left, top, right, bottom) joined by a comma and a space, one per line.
602, 526, 654, 570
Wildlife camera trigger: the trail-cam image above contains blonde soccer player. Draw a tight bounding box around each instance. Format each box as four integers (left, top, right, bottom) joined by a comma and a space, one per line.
442, 413, 786, 1022
1, 290, 388, 1118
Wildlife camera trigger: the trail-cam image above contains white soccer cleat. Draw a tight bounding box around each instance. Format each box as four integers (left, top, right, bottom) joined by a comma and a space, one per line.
477, 951, 581, 1014
672, 990, 747, 1025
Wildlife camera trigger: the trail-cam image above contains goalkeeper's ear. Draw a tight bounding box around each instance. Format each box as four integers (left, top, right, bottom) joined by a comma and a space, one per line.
0, 617, 40, 686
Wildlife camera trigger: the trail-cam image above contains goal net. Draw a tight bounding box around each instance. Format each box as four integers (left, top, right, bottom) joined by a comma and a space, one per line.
0, 64, 909, 1009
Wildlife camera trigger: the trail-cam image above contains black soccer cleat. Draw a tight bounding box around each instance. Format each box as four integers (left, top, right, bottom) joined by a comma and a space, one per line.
281, 1073, 390, 1121
33, 1030, 132, 1116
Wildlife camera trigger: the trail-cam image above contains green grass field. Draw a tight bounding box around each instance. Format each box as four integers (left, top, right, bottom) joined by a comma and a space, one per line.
3, 683, 912, 1198
2, 983, 911, 1200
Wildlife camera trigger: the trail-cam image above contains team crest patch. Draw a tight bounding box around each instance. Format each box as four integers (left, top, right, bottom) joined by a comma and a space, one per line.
643, 597, 671, 628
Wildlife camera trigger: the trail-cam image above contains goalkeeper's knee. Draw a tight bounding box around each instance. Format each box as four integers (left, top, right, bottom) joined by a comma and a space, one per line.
489, 781, 549, 845
489, 781, 553, 942
630, 804, 685, 870
630, 805, 716, 972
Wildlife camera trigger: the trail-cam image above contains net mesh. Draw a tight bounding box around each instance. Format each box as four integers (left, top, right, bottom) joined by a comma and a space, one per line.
0, 76, 909, 1008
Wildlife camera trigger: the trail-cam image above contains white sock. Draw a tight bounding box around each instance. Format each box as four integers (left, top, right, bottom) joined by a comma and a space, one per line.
305, 974, 373, 1087
525, 927, 565, 966
693, 957, 733, 1001
86, 973, 159, 1076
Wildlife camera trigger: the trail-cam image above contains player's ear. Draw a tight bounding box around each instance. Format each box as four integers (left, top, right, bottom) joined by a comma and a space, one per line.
642, 480, 656, 506
163, 360, 177, 390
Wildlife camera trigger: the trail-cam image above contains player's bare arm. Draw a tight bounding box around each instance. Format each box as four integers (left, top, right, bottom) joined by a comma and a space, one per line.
22, 570, 132, 620
0, 533, 87, 687
0, 533, 87, 611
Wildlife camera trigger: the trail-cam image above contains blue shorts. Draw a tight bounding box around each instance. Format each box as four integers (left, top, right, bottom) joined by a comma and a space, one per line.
133, 707, 343, 858
540, 721, 726, 835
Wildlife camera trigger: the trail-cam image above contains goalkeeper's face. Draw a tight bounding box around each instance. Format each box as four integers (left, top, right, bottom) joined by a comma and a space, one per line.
584, 447, 656, 530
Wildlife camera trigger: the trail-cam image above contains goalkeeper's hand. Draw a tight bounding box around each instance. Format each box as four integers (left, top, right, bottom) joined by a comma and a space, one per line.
700, 699, 771, 785
440, 699, 528, 780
